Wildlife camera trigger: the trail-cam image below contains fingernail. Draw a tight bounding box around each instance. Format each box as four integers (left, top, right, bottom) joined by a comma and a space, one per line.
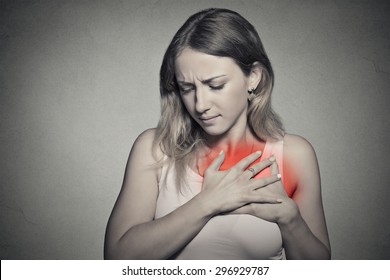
219, 150, 224, 155
269, 155, 276, 162
255, 150, 262, 155
277, 173, 281, 179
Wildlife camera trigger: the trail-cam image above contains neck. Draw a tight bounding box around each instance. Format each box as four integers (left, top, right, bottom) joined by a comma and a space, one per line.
206, 126, 255, 154
198, 126, 262, 173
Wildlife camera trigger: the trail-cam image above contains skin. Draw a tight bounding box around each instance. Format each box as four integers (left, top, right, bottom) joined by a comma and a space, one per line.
104, 48, 331, 259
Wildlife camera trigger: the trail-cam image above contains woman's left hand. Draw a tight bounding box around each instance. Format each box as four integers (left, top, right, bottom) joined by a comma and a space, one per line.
230, 158, 299, 224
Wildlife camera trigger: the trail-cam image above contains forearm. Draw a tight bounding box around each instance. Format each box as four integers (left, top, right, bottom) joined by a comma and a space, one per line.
105, 194, 213, 259
278, 213, 330, 260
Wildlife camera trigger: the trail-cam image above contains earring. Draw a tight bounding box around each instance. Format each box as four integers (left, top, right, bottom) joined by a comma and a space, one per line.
247, 88, 255, 94
247, 87, 255, 101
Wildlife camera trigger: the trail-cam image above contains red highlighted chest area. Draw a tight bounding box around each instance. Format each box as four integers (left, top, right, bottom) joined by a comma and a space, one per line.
197, 143, 296, 197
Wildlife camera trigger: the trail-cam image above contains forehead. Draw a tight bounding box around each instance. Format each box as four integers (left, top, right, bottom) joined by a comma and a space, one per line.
174, 48, 241, 80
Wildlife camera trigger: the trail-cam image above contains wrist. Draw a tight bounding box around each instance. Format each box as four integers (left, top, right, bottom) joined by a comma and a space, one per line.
277, 198, 300, 227
193, 192, 217, 219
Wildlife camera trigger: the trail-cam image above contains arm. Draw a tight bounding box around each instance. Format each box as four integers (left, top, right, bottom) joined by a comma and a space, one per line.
104, 129, 213, 259
230, 134, 331, 259
104, 129, 281, 259
278, 134, 331, 259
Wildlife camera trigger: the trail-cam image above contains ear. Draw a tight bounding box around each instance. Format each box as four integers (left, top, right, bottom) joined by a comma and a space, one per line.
248, 62, 262, 90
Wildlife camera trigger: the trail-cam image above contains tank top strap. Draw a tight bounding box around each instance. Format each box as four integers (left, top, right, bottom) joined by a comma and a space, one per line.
158, 155, 171, 191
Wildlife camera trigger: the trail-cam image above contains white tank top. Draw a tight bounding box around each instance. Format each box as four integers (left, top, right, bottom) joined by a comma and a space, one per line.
155, 140, 285, 259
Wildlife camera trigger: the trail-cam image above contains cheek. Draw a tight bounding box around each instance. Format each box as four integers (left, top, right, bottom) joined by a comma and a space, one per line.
220, 91, 248, 115
180, 96, 195, 115
181, 97, 204, 126
225, 83, 248, 107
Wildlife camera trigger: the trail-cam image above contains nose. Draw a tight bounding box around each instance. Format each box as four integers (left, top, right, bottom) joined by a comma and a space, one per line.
195, 87, 210, 114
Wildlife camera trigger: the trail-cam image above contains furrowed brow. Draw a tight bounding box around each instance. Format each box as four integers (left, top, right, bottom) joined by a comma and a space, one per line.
177, 81, 193, 86
177, 75, 227, 85
201, 75, 227, 84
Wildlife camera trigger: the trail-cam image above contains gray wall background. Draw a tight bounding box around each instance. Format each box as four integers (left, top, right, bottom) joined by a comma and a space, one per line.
1, 0, 389, 259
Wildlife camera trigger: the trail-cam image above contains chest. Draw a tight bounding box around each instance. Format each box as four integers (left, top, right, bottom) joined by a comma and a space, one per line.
155, 167, 283, 259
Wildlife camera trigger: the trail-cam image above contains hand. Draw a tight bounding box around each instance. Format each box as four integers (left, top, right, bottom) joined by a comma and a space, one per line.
230, 159, 299, 224
197, 151, 283, 216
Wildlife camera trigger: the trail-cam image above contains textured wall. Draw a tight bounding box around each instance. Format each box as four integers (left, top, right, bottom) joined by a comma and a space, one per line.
1, 0, 389, 259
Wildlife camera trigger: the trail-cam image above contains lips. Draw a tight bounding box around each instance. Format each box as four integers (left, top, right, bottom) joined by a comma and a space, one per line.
200, 115, 218, 121
199, 115, 220, 124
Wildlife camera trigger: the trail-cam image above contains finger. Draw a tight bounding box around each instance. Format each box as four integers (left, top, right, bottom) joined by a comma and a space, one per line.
243, 194, 283, 204
247, 174, 281, 191
254, 196, 283, 203
269, 155, 279, 175
206, 150, 225, 172
241, 156, 276, 180
234, 150, 262, 171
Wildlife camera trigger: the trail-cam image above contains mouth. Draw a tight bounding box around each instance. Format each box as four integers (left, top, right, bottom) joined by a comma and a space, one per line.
199, 115, 220, 124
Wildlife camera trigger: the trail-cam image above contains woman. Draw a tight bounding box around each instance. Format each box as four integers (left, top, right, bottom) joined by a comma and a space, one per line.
104, 8, 330, 259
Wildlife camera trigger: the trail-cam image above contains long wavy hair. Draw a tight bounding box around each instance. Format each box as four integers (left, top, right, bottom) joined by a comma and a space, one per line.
154, 8, 284, 188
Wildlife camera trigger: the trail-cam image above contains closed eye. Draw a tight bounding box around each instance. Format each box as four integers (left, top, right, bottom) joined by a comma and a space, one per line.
209, 84, 225, 90
179, 86, 194, 94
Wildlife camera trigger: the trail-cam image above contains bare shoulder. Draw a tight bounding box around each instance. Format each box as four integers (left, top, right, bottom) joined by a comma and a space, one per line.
130, 128, 163, 164
283, 134, 317, 162
283, 134, 320, 187
133, 128, 156, 147
121, 128, 164, 188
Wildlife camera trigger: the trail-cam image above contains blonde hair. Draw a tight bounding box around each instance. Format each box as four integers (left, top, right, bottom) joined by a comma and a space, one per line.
153, 8, 284, 189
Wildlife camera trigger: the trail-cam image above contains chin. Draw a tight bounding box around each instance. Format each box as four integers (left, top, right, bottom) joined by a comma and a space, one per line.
200, 126, 228, 137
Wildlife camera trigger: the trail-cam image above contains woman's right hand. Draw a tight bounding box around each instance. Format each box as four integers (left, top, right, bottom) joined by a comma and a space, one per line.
197, 150, 282, 216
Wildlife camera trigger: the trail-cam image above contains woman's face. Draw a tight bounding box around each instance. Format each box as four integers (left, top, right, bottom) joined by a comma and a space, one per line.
175, 48, 256, 138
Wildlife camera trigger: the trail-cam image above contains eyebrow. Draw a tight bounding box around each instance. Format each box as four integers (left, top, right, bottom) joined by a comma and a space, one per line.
177, 75, 227, 85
